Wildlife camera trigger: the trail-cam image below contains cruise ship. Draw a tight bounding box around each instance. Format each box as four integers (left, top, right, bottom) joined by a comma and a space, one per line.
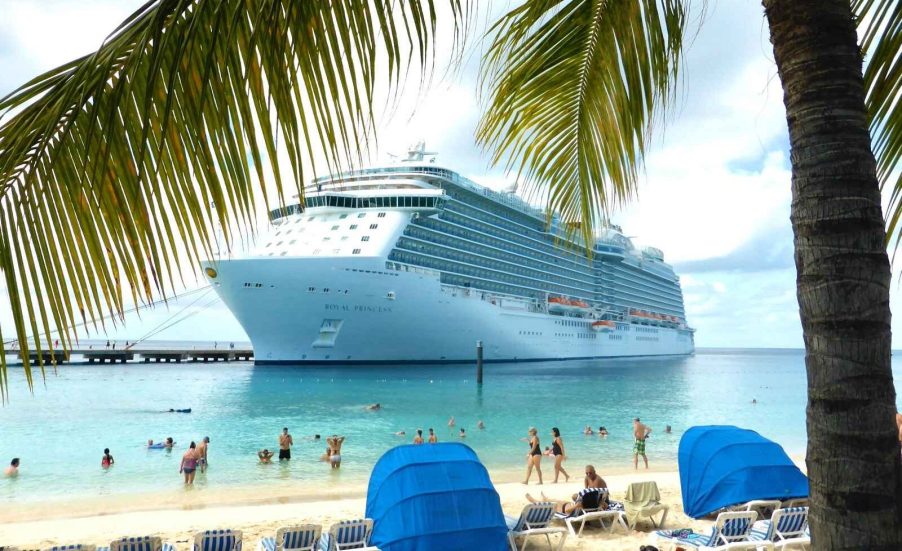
203, 143, 694, 364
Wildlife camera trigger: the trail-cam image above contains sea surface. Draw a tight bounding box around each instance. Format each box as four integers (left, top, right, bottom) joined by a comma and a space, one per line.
1, 348, 900, 504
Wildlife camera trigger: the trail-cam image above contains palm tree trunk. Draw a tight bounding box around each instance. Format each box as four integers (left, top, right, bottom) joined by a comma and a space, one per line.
763, 0, 902, 547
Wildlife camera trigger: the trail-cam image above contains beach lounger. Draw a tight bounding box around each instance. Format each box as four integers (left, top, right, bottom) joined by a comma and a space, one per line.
97, 536, 171, 551
781, 498, 808, 509
623, 481, 669, 529
506, 502, 568, 551
316, 519, 379, 551
193, 529, 242, 551
553, 488, 628, 536
653, 511, 758, 550
258, 525, 322, 551
45, 546, 97, 551
749, 507, 809, 550
733, 500, 783, 520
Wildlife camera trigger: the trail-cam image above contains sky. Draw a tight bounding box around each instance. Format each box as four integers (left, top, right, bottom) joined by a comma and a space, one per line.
0, 0, 897, 348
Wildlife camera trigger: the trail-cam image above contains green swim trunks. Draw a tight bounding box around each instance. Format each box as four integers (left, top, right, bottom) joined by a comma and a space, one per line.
633, 438, 646, 455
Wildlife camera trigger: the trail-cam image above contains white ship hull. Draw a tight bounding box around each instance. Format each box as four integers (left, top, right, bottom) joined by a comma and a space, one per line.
208, 257, 694, 364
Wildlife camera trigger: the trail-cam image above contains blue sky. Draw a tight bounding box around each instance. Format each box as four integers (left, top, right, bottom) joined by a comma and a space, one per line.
0, 1, 897, 348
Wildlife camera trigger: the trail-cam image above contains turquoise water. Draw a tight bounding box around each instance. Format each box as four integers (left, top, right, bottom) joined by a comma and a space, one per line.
1, 349, 899, 503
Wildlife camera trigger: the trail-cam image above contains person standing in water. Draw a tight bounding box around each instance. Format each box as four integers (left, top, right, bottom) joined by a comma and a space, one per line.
413, 429, 424, 444
522, 427, 543, 485
428, 428, 438, 443
179, 442, 198, 485
279, 427, 293, 461
196, 436, 210, 472
327, 435, 345, 469
5, 458, 19, 477
101, 448, 114, 469
633, 418, 652, 469
551, 427, 569, 483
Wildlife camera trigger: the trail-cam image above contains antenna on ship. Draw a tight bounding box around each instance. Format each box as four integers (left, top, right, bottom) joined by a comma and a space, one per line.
403, 140, 437, 163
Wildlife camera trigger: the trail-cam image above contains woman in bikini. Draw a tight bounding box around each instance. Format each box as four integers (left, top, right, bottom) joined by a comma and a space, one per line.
179, 442, 198, 485
551, 427, 570, 483
522, 427, 543, 485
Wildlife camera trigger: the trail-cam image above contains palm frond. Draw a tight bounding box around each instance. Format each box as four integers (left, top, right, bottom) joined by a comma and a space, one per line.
0, 0, 465, 400
476, 0, 690, 247
854, 0, 902, 254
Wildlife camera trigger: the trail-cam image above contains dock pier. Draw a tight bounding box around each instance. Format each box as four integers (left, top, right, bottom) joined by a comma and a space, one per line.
17, 347, 253, 365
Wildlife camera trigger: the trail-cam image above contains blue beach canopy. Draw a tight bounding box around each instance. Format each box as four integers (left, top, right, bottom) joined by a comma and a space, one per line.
365, 443, 507, 551
679, 425, 808, 518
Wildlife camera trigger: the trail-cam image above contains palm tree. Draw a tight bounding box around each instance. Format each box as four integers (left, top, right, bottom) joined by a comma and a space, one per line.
0, 0, 899, 546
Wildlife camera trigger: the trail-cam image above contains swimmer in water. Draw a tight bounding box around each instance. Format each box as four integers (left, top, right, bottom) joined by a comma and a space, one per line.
448, 416, 455, 427
414, 429, 424, 445
164, 437, 175, 449
327, 435, 345, 469
258, 449, 274, 464
583, 425, 594, 436
147, 439, 154, 447
101, 448, 114, 469
428, 428, 437, 443
459, 428, 466, 438
395, 431, 406, 437
477, 420, 485, 430
5, 458, 19, 477
319, 448, 332, 463
366, 403, 381, 411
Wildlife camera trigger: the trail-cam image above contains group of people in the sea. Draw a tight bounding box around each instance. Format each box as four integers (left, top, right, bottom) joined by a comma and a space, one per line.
256, 428, 348, 472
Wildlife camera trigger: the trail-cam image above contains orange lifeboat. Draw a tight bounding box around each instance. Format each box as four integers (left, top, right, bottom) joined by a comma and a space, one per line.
548, 296, 569, 314
592, 320, 616, 332
570, 299, 590, 310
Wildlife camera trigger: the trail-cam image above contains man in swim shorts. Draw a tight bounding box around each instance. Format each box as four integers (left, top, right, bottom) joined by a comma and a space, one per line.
196, 436, 210, 472
633, 418, 651, 469
327, 435, 345, 469
279, 427, 293, 460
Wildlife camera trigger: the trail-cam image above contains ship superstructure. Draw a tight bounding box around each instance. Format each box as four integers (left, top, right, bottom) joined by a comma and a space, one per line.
203, 143, 694, 363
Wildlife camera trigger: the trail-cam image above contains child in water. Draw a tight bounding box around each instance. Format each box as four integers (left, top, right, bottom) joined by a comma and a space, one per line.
101, 448, 114, 468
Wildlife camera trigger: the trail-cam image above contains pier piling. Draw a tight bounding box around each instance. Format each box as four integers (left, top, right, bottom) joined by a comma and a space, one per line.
476, 340, 483, 384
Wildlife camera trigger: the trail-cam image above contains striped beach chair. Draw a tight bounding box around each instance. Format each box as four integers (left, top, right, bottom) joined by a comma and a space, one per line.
316, 519, 378, 551
193, 530, 242, 551
258, 525, 322, 551
553, 488, 628, 536
45, 546, 97, 551
749, 507, 809, 549
506, 502, 568, 551
654, 511, 758, 550
97, 535, 173, 551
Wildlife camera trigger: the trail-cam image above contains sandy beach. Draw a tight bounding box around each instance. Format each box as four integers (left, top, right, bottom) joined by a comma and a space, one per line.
0, 465, 715, 550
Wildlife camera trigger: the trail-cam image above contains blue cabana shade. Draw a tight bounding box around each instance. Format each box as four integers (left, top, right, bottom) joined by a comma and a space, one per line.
679, 425, 809, 518
366, 443, 508, 551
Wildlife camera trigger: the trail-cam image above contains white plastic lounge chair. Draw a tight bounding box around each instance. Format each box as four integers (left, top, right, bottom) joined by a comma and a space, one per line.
749, 507, 809, 550
506, 502, 568, 551
782, 498, 808, 508
653, 511, 759, 550
193, 529, 242, 551
623, 481, 669, 529
316, 519, 379, 551
553, 488, 628, 536
734, 500, 783, 520
96, 536, 173, 551
258, 525, 322, 551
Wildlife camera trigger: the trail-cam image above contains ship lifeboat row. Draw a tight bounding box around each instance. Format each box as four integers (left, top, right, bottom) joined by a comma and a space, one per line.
547, 296, 592, 314
629, 309, 683, 324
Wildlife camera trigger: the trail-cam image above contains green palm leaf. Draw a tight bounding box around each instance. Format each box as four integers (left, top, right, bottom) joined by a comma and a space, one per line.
476, 0, 689, 246
0, 0, 464, 400
854, 1, 902, 253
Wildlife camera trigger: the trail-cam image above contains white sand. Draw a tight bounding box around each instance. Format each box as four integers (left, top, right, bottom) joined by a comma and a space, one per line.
0, 468, 714, 550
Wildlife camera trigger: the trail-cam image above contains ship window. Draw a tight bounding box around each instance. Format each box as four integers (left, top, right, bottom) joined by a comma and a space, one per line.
361, 236, 370, 242
331, 225, 339, 230
289, 240, 296, 244
265, 242, 273, 248
276, 241, 283, 246
352, 248, 361, 254
308, 287, 315, 292
309, 216, 316, 221
313, 249, 321, 255
323, 288, 329, 292
323, 236, 331, 241
341, 236, 349, 241
358, 213, 366, 218
390, 197, 397, 207
339, 214, 348, 219
350, 224, 358, 230
378, 212, 386, 218
369, 224, 378, 229
280, 251, 287, 256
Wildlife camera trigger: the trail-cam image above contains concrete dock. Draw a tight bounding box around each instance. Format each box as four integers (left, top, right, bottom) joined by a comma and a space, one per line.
17, 347, 253, 365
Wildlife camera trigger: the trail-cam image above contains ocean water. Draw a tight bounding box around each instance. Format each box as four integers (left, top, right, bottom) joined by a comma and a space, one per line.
1, 349, 899, 504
